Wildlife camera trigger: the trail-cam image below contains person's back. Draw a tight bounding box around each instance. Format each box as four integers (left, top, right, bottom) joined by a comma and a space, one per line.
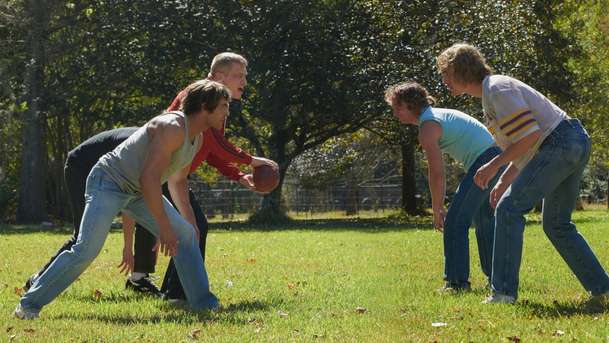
418, 107, 494, 170
67, 128, 139, 170
99, 112, 201, 194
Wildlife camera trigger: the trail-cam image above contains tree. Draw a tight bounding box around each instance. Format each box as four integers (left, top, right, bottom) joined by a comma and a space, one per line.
15, 0, 60, 223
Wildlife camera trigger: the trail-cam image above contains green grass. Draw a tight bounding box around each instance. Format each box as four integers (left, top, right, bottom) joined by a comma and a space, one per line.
2, 210, 609, 342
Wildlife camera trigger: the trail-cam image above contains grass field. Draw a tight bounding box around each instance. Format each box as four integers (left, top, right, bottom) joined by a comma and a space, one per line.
2, 210, 609, 342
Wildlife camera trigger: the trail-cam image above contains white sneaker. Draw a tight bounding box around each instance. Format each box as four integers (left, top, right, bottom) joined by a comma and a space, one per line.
482, 294, 516, 304
14, 304, 39, 320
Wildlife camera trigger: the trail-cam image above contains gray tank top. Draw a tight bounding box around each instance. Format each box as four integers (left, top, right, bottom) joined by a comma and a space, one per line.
98, 111, 201, 194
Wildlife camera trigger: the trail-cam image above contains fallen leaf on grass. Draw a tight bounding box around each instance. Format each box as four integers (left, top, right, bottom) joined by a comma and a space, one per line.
188, 329, 201, 340
431, 322, 447, 327
14, 287, 23, 296
93, 289, 103, 301
553, 330, 565, 336
246, 258, 256, 264
355, 307, 367, 314
24, 328, 35, 333
507, 336, 521, 342
287, 283, 296, 289
278, 310, 289, 317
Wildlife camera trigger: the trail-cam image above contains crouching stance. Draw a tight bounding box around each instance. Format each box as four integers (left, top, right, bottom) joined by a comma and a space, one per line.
385, 82, 501, 291
15, 79, 228, 319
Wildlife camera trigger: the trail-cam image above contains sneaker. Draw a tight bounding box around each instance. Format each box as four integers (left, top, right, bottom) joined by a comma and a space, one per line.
482, 293, 516, 304
14, 304, 39, 320
125, 276, 162, 297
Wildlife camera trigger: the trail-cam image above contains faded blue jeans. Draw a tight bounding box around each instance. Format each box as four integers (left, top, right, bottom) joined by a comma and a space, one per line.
20, 165, 219, 313
444, 146, 502, 287
492, 119, 609, 299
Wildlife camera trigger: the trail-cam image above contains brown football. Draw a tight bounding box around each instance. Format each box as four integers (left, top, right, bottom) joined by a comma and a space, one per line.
253, 165, 280, 193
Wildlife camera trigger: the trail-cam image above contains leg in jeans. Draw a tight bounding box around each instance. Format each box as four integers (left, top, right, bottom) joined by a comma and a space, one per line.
123, 194, 218, 311
443, 147, 500, 287
27, 161, 88, 286
20, 167, 126, 313
492, 120, 609, 298
472, 197, 495, 281
161, 190, 208, 299
541, 125, 609, 295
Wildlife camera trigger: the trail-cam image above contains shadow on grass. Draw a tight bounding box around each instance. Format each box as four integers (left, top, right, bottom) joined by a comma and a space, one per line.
209, 217, 433, 233
517, 299, 603, 318
51, 299, 272, 325
1, 218, 433, 235
0, 225, 124, 236
74, 292, 147, 304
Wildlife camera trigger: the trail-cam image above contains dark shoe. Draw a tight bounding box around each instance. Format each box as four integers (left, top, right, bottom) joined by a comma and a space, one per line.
125, 276, 162, 297
582, 291, 609, 313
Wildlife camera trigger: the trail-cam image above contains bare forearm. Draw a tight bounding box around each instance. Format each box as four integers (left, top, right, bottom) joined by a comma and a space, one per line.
122, 214, 135, 251
428, 168, 446, 211
140, 173, 171, 232
168, 178, 196, 228
499, 163, 519, 185
488, 132, 540, 170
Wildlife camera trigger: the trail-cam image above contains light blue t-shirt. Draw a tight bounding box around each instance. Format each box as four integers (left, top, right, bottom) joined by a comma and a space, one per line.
419, 106, 495, 170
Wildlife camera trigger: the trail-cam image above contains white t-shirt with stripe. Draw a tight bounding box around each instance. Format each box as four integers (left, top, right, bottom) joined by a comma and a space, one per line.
481, 75, 568, 169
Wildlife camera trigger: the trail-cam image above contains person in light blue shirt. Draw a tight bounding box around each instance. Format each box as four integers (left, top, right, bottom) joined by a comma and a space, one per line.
385, 81, 502, 291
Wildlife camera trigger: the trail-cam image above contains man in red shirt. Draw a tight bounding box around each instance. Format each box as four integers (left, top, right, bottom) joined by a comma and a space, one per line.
126, 52, 277, 301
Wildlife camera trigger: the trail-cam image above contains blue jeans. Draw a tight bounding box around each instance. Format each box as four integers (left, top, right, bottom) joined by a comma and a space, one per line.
20, 165, 219, 313
444, 146, 502, 287
492, 119, 609, 299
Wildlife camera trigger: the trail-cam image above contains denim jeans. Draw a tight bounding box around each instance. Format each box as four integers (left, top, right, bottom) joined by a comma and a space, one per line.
20, 165, 219, 313
492, 119, 609, 299
444, 146, 502, 287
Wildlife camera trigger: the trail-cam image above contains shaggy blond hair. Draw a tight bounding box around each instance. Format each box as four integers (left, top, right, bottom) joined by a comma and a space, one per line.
436, 43, 492, 84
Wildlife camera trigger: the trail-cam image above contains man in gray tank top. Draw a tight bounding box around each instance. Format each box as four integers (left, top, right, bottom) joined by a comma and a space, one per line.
15, 80, 229, 319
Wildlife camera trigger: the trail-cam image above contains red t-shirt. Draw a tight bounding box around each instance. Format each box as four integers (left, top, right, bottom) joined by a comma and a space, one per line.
167, 90, 253, 180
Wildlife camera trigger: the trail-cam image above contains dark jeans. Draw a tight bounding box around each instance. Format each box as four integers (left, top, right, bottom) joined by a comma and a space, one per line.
443, 146, 502, 287
491, 119, 609, 298
134, 184, 209, 300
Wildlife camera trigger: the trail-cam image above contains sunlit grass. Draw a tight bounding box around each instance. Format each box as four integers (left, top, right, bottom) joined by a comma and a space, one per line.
2, 210, 609, 341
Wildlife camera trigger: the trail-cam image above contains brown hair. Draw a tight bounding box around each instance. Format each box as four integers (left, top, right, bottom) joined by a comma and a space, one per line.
384, 81, 436, 115
181, 79, 231, 116
436, 43, 493, 84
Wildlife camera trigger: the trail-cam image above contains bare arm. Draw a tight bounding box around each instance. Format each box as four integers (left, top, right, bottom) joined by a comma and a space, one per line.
139, 120, 185, 257
168, 164, 199, 240
489, 163, 520, 208
118, 214, 135, 275
474, 131, 540, 189
419, 122, 446, 231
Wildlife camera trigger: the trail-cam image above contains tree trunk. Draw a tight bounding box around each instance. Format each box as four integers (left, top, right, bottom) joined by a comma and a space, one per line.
16, 0, 48, 223
401, 141, 417, 214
